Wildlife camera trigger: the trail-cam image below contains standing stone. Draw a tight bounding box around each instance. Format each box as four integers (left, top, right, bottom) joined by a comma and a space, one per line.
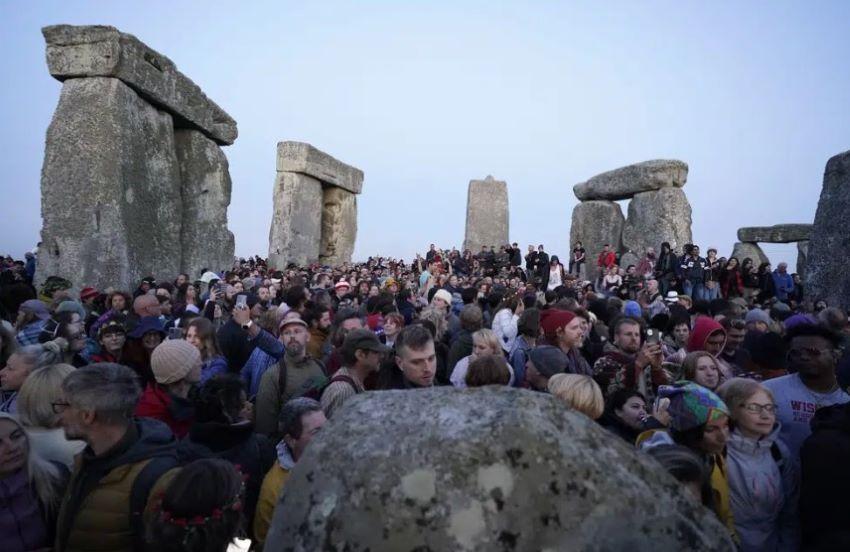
264, 387, 733, 551
619, 251, 640, 271
621, 188, 693, 257
736, 224, 812, 244
319, 187, 357, 266
573, 160, 688, 201
730, 242, 770, 266
36, 77, 182, 291
174, 129, 235, 276
463, 176, 509, 253
569, 201, 624, 263
807, 150, 850, 310
268, 173, 324, 268
796, 240, 809, 279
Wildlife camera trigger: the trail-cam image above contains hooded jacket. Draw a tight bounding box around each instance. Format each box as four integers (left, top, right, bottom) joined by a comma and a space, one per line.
800, 402, 850, 549
725, 425, 799, 551
253, 442, 296, 547
55, 418, 179, 552
687, 316, 726, 354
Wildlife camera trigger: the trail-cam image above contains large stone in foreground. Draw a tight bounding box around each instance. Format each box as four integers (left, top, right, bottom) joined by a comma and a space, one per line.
268, 172, 324, 268
737, 224, 812, 244
43, 25, 237, 145
807, 150, 850, 310
574, 159, 688, 201
730, 242, 770, 266
174, 129, 235, 276
319, 187, 357, 266
264, 388, 733, 551
622, 188, 693, 257
36, 77, 182, 291
796, 240, 809, 279
463, 175, 509, 253
276, 141, 364, 194
569, 200, 624, 263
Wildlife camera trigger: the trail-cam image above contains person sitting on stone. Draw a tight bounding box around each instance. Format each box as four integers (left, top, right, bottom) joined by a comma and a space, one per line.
592, 316, 669, 401
321, 329, 387, 417
55, 363, 180, 552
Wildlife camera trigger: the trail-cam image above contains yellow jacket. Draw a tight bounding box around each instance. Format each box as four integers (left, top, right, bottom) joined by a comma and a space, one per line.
253, 462, 291, 547
709, 453, 739, 545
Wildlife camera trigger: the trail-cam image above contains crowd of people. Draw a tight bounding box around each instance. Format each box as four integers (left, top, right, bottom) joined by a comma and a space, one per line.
0, 239, 848, 551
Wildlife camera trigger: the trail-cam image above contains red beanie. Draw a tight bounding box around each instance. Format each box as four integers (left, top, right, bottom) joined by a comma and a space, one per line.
540, 309, 576, 340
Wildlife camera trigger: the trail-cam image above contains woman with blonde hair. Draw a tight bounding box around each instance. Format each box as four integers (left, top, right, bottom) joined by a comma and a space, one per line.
0, 340, 66, 414
186, 317, 228, 383
450, 328, 513, 388
716, 377, 798, 551
548, 373, 605, 419
0, 412, 70, 550
682, 351, 722, 391
17, 363, 86, 469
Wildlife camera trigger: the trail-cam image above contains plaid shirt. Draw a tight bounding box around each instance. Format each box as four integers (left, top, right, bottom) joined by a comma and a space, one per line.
16, 321, 46, 346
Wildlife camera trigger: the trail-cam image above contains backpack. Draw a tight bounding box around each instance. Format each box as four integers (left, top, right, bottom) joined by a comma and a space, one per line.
129, 455, 180, 552
276, 355, 358, 402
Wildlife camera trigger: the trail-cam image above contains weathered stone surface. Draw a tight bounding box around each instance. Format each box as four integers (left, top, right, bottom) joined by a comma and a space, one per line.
796, 240, 809, 279
570, 201, 624, 262
463, 176, 509, 253
736, 224, 812, 244
276, 142, 363, 194
730, 242, 770, 266
622, 188, 693, 258
174, 130, 235, 276
43, 25, 237, 145
264, 387, 734, 551
574, 159, 688, 201
268, 173, 323, 268
36, 77, 182, 292
619, 251, 640, 270
319, 187, 357, 266
807, 150, 850, 310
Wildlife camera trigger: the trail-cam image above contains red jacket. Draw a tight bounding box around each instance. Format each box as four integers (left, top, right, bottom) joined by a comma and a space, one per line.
134, 383, 193, 438
597, 251, 616, 268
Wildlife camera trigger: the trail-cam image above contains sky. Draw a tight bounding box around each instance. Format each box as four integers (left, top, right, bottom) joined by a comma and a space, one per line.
2, 1, 849, 268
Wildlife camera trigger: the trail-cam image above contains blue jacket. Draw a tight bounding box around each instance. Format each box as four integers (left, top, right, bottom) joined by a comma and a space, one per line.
771, 271, 794, 301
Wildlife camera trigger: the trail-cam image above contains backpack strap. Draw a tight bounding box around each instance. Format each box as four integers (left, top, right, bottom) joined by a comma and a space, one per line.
277, 357, 289, 403
330, 374, 360, 394
130, 455, 179, 552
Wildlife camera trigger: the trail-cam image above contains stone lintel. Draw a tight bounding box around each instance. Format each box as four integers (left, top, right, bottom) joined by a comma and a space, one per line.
43, 24, 237, 145
276, 141, 363, 194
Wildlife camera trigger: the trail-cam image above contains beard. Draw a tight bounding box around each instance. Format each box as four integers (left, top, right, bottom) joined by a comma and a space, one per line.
285, 342, 305, 358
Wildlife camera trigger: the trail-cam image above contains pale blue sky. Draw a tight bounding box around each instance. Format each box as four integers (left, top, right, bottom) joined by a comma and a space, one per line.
2, 1, 849, 268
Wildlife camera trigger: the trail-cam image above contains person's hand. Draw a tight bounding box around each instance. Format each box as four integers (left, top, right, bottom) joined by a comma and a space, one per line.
637, 343, 663, 369
651, 397, 671, 427
208, 287, 219, 303
232, 304, 251, 326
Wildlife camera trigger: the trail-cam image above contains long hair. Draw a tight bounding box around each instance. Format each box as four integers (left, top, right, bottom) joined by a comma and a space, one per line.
0, 412, 65, 514
187, 317, 222, 361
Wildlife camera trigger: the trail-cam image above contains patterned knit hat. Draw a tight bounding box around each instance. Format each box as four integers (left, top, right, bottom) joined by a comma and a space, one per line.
657, 381, 729, 432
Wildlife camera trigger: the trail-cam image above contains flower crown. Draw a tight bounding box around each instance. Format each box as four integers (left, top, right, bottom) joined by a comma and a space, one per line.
154, 468, 247, 528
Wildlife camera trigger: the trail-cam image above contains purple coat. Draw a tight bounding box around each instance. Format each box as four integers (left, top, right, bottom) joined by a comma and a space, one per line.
0, 469, 49, 552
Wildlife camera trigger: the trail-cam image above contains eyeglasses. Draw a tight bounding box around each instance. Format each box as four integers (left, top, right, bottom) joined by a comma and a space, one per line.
51, 401, 71, 414
740, 403, 778, 414
787, 347, 826, 360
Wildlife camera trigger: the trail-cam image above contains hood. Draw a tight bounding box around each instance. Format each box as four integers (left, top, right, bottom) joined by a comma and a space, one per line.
186, 420, 255, 453
276, 440, 296, 470
687, 316, 725, 353
91, 417, 178, 473
810, 401, 850, 434
727, 423, 781, 456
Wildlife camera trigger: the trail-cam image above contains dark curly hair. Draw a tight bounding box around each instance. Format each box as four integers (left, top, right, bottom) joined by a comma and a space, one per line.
148, 459, 244, 552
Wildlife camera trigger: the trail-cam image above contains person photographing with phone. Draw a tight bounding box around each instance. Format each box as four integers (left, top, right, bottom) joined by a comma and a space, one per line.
592, 316, 672, 402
